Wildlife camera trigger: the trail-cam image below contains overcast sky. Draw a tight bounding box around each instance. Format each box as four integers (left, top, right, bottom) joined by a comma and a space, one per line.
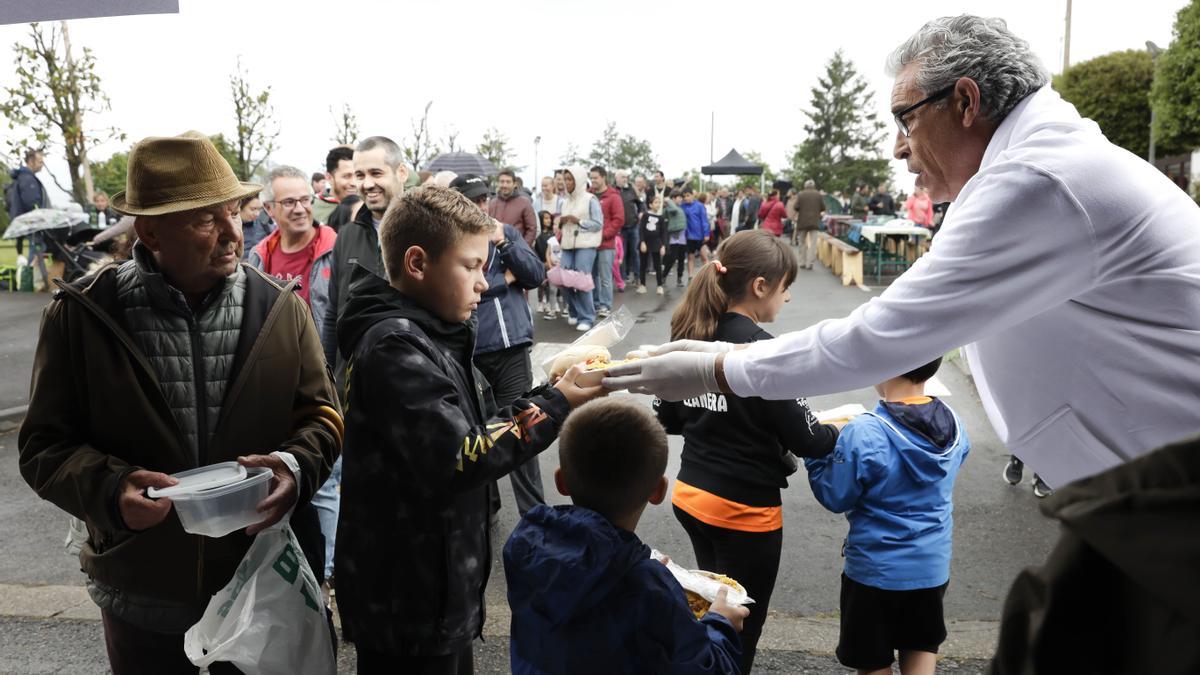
1, 0, 1186, 202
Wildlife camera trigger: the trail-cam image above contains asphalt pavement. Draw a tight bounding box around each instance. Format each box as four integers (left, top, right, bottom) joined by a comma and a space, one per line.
0, 262, 1058, 673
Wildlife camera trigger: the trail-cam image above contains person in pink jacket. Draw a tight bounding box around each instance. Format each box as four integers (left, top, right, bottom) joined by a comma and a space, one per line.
757, 190, 787, 237
905, 186, 934, 228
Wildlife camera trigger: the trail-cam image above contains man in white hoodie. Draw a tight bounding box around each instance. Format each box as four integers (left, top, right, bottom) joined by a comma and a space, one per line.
605, 15, 1200, 492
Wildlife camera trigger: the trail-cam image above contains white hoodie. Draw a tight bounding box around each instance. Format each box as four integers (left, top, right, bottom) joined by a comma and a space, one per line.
724, 86, 1200, 489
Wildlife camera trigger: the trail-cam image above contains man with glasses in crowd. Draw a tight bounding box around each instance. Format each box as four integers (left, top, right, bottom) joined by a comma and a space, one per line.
248, 166, 338, 325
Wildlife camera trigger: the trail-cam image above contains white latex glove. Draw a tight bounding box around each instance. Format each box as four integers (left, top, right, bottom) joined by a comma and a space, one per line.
625, 339, 737, 360
602, 351, 721, 401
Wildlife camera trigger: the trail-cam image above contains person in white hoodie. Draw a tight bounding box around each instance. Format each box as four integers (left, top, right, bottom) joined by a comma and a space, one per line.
557, 165, 604, 331
605, 15, 1200, 494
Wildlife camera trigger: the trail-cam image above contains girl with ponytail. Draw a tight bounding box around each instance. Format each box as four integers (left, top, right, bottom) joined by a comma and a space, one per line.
656, 230, 841, 674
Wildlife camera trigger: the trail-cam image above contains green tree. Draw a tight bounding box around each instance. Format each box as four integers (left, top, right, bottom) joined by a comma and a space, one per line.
585, 122, 658, 176
789, 50, 891, 194
209, 133, 241, 171
1150, 0, 1200, 158
228, 58, 279, 181
559, 142, 584, 166
331, 103, 359, 146
0, 22, 124, 205
0, 169, 10, 231
89, 150, 128, 197
1054, 50, 1154, 157
403, 101, 440, 170
476, 127, 520, 173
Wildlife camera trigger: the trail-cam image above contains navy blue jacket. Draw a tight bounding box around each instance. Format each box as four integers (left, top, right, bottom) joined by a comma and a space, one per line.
504, 505, 742, 674
475, 223, 545, 355
7, 166, 46, 219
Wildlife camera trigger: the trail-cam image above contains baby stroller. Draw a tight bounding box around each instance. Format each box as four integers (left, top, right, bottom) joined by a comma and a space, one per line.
44, 226, 110, 282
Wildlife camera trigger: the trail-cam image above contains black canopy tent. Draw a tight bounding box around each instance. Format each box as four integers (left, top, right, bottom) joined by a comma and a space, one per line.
701, 148, 765, 194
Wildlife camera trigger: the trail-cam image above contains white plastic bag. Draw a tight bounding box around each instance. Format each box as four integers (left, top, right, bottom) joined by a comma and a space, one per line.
540, 305, 636, 378
184, 522, 334, 675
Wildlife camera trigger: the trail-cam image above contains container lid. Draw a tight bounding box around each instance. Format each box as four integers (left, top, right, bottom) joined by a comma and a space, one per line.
147, 462, 247, 499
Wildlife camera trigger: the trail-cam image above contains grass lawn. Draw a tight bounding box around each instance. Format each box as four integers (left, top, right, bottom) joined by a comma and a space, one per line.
0, 240, 16, 267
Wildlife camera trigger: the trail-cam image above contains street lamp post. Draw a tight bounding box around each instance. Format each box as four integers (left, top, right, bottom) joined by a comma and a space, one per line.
534, 136, 541, 185
1146, 41, 1162, 165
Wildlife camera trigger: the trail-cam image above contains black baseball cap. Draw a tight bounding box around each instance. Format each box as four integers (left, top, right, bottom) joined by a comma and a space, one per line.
449, 174, 489, 202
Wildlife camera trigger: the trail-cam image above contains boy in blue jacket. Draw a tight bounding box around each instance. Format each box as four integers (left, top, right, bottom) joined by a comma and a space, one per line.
804, 358, 969, 675
504, 398, 748, 674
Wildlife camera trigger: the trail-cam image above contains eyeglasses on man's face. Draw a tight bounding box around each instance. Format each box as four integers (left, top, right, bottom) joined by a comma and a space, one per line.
273, 195, 313, 210
894, 85, 955, 138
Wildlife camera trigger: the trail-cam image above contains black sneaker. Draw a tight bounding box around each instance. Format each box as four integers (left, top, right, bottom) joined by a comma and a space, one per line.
1032, 474, 1053, 498
1003, 456, 1024, 486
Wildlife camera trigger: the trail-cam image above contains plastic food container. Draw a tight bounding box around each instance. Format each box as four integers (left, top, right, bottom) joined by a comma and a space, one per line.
168, 466, 273, 538
147, 462, 246, 499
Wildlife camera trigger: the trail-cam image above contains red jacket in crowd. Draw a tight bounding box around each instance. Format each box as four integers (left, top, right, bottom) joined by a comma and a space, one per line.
758, 197, 787, 237
595, 186, 625, 250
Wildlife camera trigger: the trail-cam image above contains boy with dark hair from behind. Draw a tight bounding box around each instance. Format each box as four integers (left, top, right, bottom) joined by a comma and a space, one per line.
334, 185, 606, 675
804, 357, 970, 675
504, 398, 748, 674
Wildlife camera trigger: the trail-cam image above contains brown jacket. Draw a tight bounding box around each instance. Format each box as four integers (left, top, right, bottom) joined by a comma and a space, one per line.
991, 435, 1200, 674
788, 189, 826, 231
488, 193, 538, 246
18, 263, 342, 607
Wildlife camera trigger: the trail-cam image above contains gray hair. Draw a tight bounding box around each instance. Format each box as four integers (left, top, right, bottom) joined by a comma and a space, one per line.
262, 165, 309, 202
355, 135, 405, 170
804, 179, 816, 189
885, 15, 1049, 123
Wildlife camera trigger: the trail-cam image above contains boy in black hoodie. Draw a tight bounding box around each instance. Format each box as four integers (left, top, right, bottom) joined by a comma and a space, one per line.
334, 186, 605, 675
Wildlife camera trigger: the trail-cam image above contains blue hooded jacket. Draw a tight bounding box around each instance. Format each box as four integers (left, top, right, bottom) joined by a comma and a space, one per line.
804, 399, 969, 591
681, 201, 710, 242
504, 505, 742, 675
475, 223, 545, 355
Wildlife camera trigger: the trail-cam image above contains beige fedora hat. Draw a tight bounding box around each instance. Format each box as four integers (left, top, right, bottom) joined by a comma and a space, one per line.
112, 130, 261, 216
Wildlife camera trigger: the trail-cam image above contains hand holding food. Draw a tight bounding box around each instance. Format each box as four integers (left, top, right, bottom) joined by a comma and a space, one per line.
552, 364, 608, 408
710, 585, 750, 632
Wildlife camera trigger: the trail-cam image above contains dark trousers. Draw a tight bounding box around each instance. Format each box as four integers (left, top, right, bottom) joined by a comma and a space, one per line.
474, 344, 545, 516
639, 235, 664, 287
674, 505, 783, 675
357, 645, 473, 675
621, 228, 640, 280
102, 610, 241, 675
663, 243, 687, 282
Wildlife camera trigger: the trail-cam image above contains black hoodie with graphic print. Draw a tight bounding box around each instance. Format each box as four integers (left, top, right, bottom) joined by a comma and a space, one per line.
333, 265, 570, 655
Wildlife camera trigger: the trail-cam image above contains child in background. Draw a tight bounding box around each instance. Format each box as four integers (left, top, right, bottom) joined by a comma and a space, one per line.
534, 210, 557, 318
504, 398, 747, 674
613, 234, 626, 293
656, 230, 840, 674
662, 189, 689, 288
804, 359, 969, 675
639, 194, 668, 295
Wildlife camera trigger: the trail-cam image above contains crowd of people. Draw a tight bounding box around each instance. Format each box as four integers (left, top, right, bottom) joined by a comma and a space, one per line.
13, 11, 1200, 675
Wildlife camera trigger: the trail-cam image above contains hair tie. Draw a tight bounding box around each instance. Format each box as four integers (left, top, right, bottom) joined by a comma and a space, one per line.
709, 259, 728, 274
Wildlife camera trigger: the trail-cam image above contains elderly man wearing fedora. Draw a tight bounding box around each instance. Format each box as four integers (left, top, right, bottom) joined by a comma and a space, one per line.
18, 131, 342, 674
